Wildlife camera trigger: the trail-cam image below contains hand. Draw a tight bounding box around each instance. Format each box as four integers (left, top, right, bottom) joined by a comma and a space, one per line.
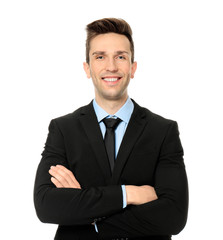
125, 185, 158, 205
49, 165, 81, 189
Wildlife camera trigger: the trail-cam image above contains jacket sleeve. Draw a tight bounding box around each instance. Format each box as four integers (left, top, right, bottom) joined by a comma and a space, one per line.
34, 119, 123, 226
97, 121, 189, 238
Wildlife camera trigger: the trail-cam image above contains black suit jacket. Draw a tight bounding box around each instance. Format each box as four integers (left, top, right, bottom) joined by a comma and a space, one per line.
34, 100, 188, 240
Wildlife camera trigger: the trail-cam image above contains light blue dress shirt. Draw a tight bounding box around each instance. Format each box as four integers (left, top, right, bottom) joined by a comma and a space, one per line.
93, 97, 134, 159
92, 97, 134, 232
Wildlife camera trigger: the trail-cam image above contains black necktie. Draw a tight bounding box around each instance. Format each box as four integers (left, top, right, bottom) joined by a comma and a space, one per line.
103, 118, 122, 172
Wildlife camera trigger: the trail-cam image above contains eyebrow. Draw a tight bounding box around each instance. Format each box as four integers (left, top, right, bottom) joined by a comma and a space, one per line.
92, 51, 130, 56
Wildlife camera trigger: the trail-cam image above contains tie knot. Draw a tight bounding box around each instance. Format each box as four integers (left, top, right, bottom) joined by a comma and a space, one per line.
103, 118, 122, 130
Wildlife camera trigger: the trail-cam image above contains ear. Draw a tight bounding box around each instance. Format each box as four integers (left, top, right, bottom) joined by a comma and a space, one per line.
131, 61, 137, 79
83, 62, 91, 79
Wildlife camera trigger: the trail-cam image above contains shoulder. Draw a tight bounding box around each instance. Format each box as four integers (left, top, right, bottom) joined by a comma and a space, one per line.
132, 100, 181, 141
132, 99, 176, 125
50, 101, 93, 126
132, 99, 180, 137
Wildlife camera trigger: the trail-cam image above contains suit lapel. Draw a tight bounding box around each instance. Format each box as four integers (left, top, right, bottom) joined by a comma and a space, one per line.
111, 101, 148, 184
79, 102, 112, 183
78, 100, 149, 185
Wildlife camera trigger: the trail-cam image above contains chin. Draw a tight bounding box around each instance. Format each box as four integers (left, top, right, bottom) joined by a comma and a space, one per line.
104, 92, 127, 101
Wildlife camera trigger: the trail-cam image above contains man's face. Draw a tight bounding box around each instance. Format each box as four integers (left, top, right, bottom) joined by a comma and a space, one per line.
84, 33, 137, 103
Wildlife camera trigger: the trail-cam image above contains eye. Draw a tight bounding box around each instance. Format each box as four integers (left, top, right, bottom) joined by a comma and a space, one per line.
117, 55, 126, 60
96, 56, 104, 60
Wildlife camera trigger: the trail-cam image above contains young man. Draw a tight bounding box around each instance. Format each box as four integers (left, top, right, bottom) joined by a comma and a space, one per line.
34, 18, 188, 240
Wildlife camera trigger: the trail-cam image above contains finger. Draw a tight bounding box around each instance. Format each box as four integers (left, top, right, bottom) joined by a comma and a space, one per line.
49, 167, 70, 187
56, 165, 81, 189
51, 177, 63, 188
57, 165, 81, 188
49, 166, 81, 189
54, 166, 78, 187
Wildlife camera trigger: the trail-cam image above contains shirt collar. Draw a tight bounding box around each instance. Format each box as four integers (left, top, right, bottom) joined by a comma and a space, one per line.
93, 97, 134, 124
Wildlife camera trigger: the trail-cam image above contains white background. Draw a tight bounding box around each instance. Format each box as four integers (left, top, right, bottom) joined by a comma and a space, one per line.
1, 0, 222, 239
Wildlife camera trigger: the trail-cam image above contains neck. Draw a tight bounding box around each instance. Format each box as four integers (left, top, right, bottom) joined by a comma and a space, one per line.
95, 95, 128, 115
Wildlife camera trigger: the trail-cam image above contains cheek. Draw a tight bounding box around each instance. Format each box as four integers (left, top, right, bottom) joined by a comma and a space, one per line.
122, 65, 131, 77
90, 63, 103, 76
119, 61, 131, 72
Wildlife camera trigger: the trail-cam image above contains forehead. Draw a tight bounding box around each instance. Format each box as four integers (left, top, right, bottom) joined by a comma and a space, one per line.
89, 33, 131, 53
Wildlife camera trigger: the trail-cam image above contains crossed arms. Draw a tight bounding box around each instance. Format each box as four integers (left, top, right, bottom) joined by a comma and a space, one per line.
34, 118, 188, 238
49, 165, 158, 206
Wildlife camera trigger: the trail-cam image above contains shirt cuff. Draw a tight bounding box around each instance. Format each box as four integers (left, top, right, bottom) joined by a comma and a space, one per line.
94, 185, 126, 233
121, 185, 127, 208
94, 222, 99, 233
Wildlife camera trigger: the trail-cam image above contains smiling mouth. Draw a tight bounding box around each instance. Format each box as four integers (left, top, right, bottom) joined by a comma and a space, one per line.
102, 77, 122, 82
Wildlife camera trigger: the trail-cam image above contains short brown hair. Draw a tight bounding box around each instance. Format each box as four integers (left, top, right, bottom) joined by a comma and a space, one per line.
85, 18, 134, 64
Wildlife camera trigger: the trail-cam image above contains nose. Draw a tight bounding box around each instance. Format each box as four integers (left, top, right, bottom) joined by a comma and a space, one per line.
106, 58, 118, 72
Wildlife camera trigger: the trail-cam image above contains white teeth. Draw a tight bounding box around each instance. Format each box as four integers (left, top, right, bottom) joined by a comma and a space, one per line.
103, 78, 119, 82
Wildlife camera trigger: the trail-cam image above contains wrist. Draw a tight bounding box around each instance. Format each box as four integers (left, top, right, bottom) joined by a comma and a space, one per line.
126, 185, 158, 206
125, 185, 137, 205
